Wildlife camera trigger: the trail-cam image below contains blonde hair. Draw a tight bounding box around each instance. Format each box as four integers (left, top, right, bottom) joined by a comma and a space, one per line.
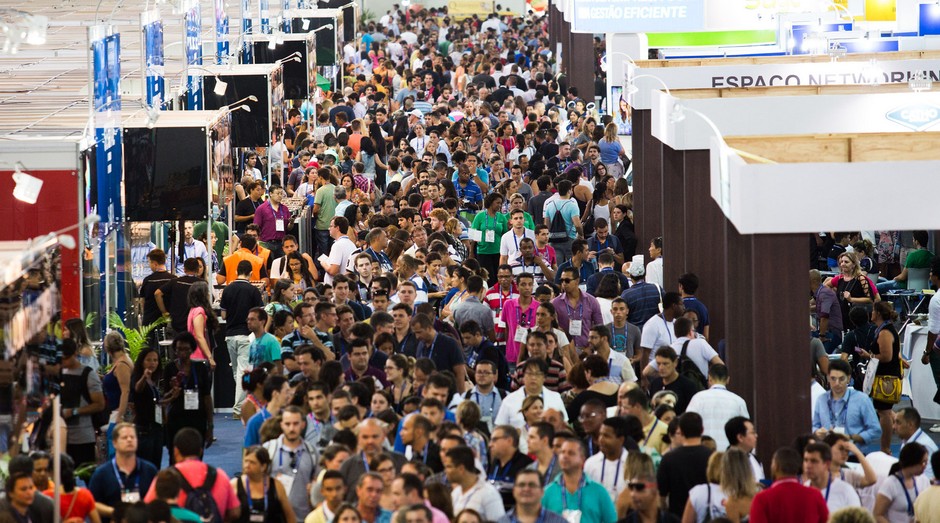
838, 251, 862, 277
706, 451, 724, 483
624, 452, 654, 481
445, 217, 462, 236
604, 122, 618, 142
721, 448, 758, 499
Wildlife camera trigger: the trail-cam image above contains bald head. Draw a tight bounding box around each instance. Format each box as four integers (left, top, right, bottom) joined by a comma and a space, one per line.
357, 418, 388, 457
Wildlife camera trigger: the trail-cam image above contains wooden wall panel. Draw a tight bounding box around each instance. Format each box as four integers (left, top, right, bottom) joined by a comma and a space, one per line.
639, 128, 664, 265
631, 110, 648, 249
662, 144, 685, 291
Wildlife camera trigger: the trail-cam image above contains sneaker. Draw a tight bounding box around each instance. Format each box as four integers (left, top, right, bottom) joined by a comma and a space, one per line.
929, 424, 940, 433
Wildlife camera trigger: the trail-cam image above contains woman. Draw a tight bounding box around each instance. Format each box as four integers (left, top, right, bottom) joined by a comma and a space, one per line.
426, 482, 455, 522
561, 362, 590, 409
43, 454, 100, 523
594, 273, 621, 324
854, 239, 880, 279
566, 355, 619, 423
520, 395, 545, 432
285, 252, 316, 291
589, 179, 613, 226
162, 332, 212, 463
386, 238, 406, 263
826, 251, 878, 329
341, 173, 370, 206
471, 193, 508, 282
654, 404, 677, 424
102, 332, 132, 456
240, 365, 271, 426
370, 390, 392, 416
858, 301, 902, 454
496, 122, 516, 158
424, 253, 448, 298
441, 266, 472, 320
722, 448, 758, 522
186, 281, 219, 370
530, 302, 573, 365
444, 218, 469, 263
265, 279, 296, 319
873, 442, 929, 523
65, 318, 98, 372
682, 451, 727, 523
598, 122, 629, 179
232, 446, 294, 523
131, 347, 164, 467
384, 353, 413, 414
366, 453, 397, 511
319, 360, 345, 393
456, 401, 489, 463
454, 508, 484, 523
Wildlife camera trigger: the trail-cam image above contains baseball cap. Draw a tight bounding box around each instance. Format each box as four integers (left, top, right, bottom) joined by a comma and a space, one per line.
409, 109, 423, 117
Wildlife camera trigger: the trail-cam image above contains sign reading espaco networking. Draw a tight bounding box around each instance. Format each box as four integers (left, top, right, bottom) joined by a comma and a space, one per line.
571, 0, 705, 33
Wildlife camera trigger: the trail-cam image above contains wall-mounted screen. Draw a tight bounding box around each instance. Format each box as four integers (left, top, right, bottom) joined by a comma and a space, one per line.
252, 40, 308, 99
611, 86, 631, 136
124, 127, 209, 221
204, 74, 271, 147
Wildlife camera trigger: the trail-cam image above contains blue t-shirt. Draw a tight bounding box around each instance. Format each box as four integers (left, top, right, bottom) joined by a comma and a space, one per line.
249, 332, 282, 367
682, 297, 710, 334
598, 138, 623, 164
543, 199, 580, 240
88, 458, 159, 518
244, 408, 274, 447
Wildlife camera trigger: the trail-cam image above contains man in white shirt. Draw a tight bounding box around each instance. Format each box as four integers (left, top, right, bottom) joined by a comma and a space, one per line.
686, 364, 749, 450
499, 209, 536, 265
586, 325, 635, 385
495, 358, 568, 429
725, 416, 765, 481
323, 216, 357, 284
894, 406, 939, 479
924, 256, 940, 433
583, 417, 630, 501
445, 446, 505, 522
803, 442, 861, 512
639, 292, 684, 365
644, 317, 723, 378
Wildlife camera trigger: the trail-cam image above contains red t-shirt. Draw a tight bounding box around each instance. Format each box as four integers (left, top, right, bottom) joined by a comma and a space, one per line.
44, 488, 96, 522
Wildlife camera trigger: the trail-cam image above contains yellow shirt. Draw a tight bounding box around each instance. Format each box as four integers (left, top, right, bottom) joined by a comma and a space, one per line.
643, 416, 670, 455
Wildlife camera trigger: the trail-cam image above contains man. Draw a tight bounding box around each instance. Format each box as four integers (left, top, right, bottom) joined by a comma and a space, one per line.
524, 422, 562, 486
411, 313, 468, 393
879, 229, 934, 292
648, 346, 701, 415
578, 399, 607, 457
497, 469, 568, 523
253, 185, 292, 259
303, 381, 337, 451
725, 416, 766, 481
364, 227, 395, 274
802, 442, 860, 513
924, 256, 940, 432
88, 423, 159, 521
332, 274, 368, 321
587, 219, 625, 269
533, 225, 559, 276
392, 304, 420, 357
499, 209, 536, 265
620, 263, 663, 329
151, 469, 201, 522
749, 447, 828, 523
235, 180, 265, 235
220, 260, 265, 416
509, 332, 567, 392
644, 317, 722, 381
545, 142, 573, 175
584, 417, 631, 501
497, 358, 568, 429
624, 471, 678, 523
282, 302, 317, 353
244, 375, 290, 447
501, 273, 541, 368
354, 473, 392, 523
293, 345, 326, 384
156, 258, 202, 334
247, 307, 282, 374
446, 446, 506, 521
323, 217, 357, 284
822, 432, 877, 492
175, 221, 211, 275
217, 235, 267, 285
541, 436, 617, 523
401, 414, 443, 473
812, 360, 881, 451
332, 305, 357, 360
509, 238, 555, 286
453, 275, 497, 340
587, 325, 636, 384
305, 470, 346, 523
621, 387, 670, 455
585, 252, 629, 297
811, 269, 843, 353
554, 239, 596, 286
344, 338, 390, 389
144, 428, 241, 521
640, 292, 685, 366
894, 406, 939, 478
486, 266, 519, 344
29, 452, 52, 492
686, 364, 750, 450
657, 412, 714, 517
454, 163, 484, 213
341, 419, 408, 502
0, 455, 54, 523
459, 322, 508, 388
452, 359, 506, 431
139, 249, 176, 326
487, 424, 534, 504
313, 302, 339, 358
4, 473, 42, 523
678, 273, 710, 339
393, 280, 421, 311
59, 338, 105, 465
607, 298, 642, 362
552, 266, 603, 350
542, 179, 581, 263
263, 406, 318, 522
527, 175, 553, 229
390, 474, 449, 523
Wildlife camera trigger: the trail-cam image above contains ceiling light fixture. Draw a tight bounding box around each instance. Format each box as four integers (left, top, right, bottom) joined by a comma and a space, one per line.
12, 162, 42, 204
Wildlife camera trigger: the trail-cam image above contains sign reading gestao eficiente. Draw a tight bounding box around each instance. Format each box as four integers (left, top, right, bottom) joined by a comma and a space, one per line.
570, 0, 705, 34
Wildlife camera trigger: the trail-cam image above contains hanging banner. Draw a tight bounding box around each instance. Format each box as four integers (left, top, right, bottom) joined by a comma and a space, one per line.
570, 0, 705, 33
216, 0, 230, 63
282, 0, 292, 33
260, 0, 271, 34
141, 10, 165, 107
184, 0, 203, 109
242, 0, 253, 62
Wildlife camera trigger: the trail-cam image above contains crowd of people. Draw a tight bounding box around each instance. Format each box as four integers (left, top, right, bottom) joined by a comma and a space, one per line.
7, 5, 940, 523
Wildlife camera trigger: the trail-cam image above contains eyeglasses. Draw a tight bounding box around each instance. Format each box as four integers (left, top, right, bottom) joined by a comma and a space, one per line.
559, 278, 574, 284
514, 482, 541, 490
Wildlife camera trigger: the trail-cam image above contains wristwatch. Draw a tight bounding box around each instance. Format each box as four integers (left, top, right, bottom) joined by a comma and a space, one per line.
72, 408, 79, 417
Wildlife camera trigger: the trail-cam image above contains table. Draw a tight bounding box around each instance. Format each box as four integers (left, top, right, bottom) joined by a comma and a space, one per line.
902, 325, 940, 420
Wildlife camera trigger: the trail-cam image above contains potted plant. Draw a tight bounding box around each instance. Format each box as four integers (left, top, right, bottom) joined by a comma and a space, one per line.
106, 312, 168, 363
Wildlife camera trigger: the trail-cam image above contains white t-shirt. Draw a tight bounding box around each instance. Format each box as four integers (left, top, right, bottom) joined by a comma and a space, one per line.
929, 288, 940, 336
604, 349, 636, 384
805, 477, 861, 513
324, 236, 357, 284
499, 228, 536, 261
584, 450, 629, 501
646, 257, 664, 288
641, 314, 675, 360
685, 386, 750, 450
647, 337, 718, 376
877, 474, 930, 523
451, 476, 505, 522
494, 386, 568, 430
686, 483, 727, 523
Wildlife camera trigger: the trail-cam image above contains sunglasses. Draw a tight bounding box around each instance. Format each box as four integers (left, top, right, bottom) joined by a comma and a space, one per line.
559, 278, 574, 284
627, 482, 652, 492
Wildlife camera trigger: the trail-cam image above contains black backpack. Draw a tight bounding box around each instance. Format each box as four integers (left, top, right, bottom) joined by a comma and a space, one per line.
547, 200, 571, 244
678, 340, 707, 392
176, 465, 223, 523
77, 366, 111, 433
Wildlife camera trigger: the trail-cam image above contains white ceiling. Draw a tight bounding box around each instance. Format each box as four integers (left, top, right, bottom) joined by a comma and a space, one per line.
0, 1, 244, 139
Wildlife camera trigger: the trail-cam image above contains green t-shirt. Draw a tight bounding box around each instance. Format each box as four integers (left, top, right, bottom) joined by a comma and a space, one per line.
170, 506, 202, 523
249, 332, 282, 366
471, 211, 509, 255
314, 184, 337, 230
905, 248, 934, 269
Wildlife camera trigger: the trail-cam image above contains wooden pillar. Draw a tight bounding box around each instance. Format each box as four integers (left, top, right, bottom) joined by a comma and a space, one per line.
661, 144, 685, 291
725, 226, 809, 469
637, 121, 663, 266
567, 31, 595, 104
630, 109, 648, 252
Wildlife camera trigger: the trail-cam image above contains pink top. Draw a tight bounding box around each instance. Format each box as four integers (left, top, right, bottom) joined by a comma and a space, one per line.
501, 297, 541, 364
186, 307, 209, 360
829, 274, 879, 298
145, 459, 240, 515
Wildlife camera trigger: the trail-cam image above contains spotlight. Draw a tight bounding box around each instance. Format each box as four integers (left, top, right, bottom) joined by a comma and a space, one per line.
302, 18, 310, 30
12, 162, 42, 204
213, 78, 228, 96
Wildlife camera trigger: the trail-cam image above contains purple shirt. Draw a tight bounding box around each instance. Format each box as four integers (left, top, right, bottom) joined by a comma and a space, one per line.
815, 284, 844, 332
551, 292, 604, 349
344, 365, 390, 388
253, 200, 291, 242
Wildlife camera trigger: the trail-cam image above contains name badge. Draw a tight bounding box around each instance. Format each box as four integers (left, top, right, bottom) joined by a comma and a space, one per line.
154, 405, 163, 425
275, 219, 285, 232
514, 327, 529, 344
184, 390, 199, 411
276, 472, 295, 495
561, 509, 583, 523
121, 489, 141, 503
833, 426, 846, 435
494, 311, 506, 329
468, 228, 483, 242
250, 513, 265, 523
485, 229, 495, 243
568, 319, 582, 336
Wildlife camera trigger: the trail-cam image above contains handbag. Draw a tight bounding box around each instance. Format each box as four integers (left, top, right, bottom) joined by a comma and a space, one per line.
871, 369, 902, 404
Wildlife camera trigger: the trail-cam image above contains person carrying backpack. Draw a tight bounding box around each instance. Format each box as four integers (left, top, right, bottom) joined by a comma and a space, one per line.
542, 179, 582, 264
59, 338, 107, 467
664, 317, 724, 393
144, 428, 240, 522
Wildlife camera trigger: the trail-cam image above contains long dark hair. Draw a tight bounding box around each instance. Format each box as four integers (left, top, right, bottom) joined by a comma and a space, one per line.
286, 252, 315, 288
187, 281, 219, 332
132, 347, 163, 385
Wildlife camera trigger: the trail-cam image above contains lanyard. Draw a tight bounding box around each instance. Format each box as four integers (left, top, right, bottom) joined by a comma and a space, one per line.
111, 459, 139, 491
895, 473, 919, 516
512, 230, 526, 252
474, 391, 498, 417
827, 389, 851, 427
420, 441, 430, 464
399, 332, 413, 354
362, 452, 370, 472
510, 508, 546, 523
587, 439, 594, 456
565, 298, 584, 321
660, 314, 673, 343
178, 361, 199, 390
611, 324, 627, 351
543, 457, 556, 486
243, 476, 268, 512
517, 304, 534, 327
910, 429, 924, 446
560, 474, 585, 511
643, 419, 659, 446
824, 472, 832, 502
489, 456, 514, 481
601, 451, 623, 489
277, 442, 303, 473
422, 334, 439, 360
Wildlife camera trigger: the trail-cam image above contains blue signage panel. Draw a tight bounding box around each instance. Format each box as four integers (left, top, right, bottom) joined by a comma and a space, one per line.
791, 22, 853, 55
216, 0, 230, 63
570, 0, 704, 33
242, 0, 253, 62
143, 20, 165, 106
920, 3, 940, 36
185, 2, 203, 109
282, 0, 292, 32
260, 0, 271, 34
